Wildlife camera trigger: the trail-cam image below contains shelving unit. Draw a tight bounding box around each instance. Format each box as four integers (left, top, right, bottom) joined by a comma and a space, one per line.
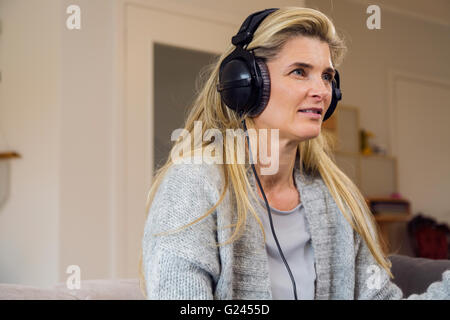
365, 197, 411, 254
323, 105, 398, 197
323, 105, 409, 254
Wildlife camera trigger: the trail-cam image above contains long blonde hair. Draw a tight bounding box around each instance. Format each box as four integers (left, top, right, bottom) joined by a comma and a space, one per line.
138, 7, 392, 298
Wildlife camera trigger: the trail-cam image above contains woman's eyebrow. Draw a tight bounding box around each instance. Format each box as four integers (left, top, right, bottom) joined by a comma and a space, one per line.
287, 61, 335, 75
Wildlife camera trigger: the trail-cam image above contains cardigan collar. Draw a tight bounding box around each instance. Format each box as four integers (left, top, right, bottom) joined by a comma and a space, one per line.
246, 164, 334, 299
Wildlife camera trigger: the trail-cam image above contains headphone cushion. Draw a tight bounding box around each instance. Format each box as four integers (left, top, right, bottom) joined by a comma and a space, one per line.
249, 59, 271, 116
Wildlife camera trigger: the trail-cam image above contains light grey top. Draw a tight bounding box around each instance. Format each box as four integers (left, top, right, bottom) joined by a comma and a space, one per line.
142, 161, 450, 299
258, 198, 316, 300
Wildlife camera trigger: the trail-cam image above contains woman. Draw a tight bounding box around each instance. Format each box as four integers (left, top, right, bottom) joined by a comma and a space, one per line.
140, 7, 449, 299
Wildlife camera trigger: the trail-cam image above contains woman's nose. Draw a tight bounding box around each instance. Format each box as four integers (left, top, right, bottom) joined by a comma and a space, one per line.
308, 76, 331, 100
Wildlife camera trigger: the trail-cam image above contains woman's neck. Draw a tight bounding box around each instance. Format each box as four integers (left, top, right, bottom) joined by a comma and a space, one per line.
252, 135, 298, 193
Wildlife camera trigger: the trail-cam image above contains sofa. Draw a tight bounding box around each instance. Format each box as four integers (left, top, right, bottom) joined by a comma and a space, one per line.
0, 254, 449, 300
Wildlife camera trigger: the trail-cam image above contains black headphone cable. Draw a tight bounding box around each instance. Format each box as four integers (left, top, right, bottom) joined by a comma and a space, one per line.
242, 119, 299, 300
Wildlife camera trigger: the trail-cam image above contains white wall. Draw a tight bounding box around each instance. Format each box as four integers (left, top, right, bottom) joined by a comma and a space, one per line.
58, 0, 117, 282
0, 0, 308, 286
306, 0, 450, 255
306, 0, 450, 224
307, 0, 450, 154
0, 0, 61, 286
0, 0, 118, 286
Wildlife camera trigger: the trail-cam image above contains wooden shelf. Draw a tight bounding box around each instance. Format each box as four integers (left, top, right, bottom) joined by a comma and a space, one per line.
360, 153, 397, 161
0, 151, 21, 160
366, 197, 409, 203
334, 150, 396, 161
366, 197, 411, 219
374, 213, 411, 223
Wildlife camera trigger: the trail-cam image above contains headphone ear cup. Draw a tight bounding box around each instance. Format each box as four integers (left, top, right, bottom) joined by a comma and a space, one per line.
323, 96, 337, 121
217, 58, 254, 115
248, 59, 271, 117
323, 76, 342, 121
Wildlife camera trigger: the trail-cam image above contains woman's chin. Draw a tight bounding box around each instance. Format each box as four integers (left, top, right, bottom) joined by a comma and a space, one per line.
291, 127, 321, 141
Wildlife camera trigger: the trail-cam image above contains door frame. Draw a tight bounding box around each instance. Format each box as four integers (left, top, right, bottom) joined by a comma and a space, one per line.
119, 0, 236, 277
387, 69, 450, 157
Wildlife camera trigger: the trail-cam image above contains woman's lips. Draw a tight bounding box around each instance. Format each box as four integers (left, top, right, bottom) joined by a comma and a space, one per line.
297, 110, 322, 119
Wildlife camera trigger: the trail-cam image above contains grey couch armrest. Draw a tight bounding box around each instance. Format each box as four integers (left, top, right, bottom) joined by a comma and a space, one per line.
388, 254, 450, 297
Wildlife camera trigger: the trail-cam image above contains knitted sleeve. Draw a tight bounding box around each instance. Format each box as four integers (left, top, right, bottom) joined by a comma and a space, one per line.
142, 163, 221, 299
354, 233, 450, 300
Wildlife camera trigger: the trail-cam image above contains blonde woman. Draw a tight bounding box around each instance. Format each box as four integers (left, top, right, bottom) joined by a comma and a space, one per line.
140, 7, 449, 299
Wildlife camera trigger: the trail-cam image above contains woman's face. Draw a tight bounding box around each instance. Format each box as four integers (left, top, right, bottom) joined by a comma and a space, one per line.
253, 36, 335, 142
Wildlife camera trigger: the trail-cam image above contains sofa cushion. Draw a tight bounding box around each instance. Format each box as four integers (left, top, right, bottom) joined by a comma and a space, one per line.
0, 283, 77, 300
0, 279, 144, 300
53, 278, 145, 300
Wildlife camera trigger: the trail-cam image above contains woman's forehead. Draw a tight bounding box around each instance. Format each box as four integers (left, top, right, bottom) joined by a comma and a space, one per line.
274, 36, 333, 68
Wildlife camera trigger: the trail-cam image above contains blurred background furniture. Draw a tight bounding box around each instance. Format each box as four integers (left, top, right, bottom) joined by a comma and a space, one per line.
323, 106, 442, 257
365, 197, 412, 254
408, 214, 450, 260
0, 254, 448, 299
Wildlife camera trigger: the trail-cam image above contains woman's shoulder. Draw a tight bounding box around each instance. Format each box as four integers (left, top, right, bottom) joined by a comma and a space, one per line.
146, 160, 224, 234
151, 159, 225, 212
164, 159, 224, 191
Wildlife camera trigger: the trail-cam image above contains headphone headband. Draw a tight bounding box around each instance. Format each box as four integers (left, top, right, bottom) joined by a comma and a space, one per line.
232, 8, 278, 46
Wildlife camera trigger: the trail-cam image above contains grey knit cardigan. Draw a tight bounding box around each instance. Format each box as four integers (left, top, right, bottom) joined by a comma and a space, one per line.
142, 162, 449, 299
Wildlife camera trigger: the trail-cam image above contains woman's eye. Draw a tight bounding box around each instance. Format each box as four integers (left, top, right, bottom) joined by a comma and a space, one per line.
291, 69, 334, 82
323, 73, 334, 82
292, 68, 305, 76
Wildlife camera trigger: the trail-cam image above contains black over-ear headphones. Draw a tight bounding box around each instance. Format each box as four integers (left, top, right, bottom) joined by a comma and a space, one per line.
217, 8, 342, 120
